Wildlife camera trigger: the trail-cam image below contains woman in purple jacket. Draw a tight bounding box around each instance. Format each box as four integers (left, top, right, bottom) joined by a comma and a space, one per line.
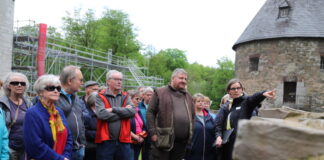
24, 75, 72, 160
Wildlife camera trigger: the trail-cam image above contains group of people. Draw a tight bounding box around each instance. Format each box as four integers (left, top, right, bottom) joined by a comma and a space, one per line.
0, 66, 275, 160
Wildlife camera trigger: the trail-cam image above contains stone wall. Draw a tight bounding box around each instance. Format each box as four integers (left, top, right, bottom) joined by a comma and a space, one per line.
235, 38, 324, 111
0, 0, 15, 96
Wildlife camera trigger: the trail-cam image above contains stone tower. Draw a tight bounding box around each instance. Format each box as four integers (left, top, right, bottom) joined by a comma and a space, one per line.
0, 0, 15, 81
233, 0, 324, 111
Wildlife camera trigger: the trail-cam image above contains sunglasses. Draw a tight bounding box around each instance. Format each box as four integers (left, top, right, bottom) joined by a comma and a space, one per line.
135, 98, 142, 101
10, 81, 26, 86
44, 86, 61, 92
229, 87, 242, 91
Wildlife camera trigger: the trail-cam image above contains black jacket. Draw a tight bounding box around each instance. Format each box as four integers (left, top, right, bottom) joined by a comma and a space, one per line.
215, 91, 266, 160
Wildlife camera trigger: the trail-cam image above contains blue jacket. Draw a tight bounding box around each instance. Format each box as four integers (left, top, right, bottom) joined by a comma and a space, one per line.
0, 108, 9, 160
138, 101, 148, 124
186, 111, 216, 160
24, 101, 73, 160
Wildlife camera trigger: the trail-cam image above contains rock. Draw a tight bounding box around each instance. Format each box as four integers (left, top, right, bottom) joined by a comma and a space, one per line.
234, 119, 324, 160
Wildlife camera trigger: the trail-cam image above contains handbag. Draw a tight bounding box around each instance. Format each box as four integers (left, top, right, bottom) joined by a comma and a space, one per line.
155, 114, 174, 151
222, 128, 234, 144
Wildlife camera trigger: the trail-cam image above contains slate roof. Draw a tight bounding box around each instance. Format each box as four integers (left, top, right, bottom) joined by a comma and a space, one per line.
233, 0, 324, 50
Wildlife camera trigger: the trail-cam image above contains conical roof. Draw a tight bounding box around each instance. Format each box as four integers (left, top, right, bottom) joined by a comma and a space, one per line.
233, 0, 324, 50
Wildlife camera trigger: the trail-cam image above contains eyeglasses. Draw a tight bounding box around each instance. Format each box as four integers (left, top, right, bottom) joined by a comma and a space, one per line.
229, 87, 242, 91
44, 86, 61, 92
10, 81, 26, 86
135, 98, 142, 101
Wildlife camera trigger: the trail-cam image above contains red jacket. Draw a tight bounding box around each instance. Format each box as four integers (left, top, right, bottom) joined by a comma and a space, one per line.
95, 90, 132, 143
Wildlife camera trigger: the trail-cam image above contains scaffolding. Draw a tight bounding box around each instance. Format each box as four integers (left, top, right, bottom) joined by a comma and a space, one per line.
12, 20, 164, 94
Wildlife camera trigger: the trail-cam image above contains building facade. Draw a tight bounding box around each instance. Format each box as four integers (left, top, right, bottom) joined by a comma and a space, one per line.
233, 0, 324, 111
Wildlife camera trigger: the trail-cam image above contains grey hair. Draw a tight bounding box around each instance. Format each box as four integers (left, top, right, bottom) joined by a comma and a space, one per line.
143, 87, 154, 94
3, 72, 29, 97
34, 74, 61, 94
59, 65, 80, 85
127, 89, 140, 99
86, 92, 97, 107
106, 70, 123, 81
171, 68, 187, 79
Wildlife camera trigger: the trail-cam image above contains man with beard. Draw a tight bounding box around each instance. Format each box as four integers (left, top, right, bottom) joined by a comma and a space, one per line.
147, 68, 195, 160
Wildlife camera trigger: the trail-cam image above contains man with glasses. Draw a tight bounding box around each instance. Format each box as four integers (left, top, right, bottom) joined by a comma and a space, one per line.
56, 65, 86, 160
95, 70, 136, 160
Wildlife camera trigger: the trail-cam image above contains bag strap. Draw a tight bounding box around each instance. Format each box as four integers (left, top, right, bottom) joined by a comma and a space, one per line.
9, 105, 20, 130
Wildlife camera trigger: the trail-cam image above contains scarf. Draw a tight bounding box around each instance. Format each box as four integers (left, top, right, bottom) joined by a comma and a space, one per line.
41, 100, 67, 154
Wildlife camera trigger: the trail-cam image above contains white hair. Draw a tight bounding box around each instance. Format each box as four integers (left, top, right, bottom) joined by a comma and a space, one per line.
34, 74, 61, 94
143, 87, 154, 94
3, 72, 29, 97
106, 70, 123, 81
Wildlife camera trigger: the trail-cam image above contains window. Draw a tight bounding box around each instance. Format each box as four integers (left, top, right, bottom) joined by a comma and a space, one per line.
279, 6, 290, 18
283, 82, 296, 103
249, 57, 259, 71
321, 56, 324, 70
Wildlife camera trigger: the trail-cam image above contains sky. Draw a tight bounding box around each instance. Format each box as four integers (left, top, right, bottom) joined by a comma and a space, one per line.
14, 0, 266, 67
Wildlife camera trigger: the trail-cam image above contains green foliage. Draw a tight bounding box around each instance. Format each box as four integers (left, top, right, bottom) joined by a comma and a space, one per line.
187, 57, 234, 110
96, 9, 141, 56
148, 48, 189, 84
61, 8, 142, 64
210, 57, 235, 109
62, 8, 99, 48
47, 26, 62, 39
14, 25, 38, 37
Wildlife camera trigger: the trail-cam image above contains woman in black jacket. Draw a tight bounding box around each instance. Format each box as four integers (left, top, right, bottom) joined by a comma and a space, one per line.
214, 79, 275, 160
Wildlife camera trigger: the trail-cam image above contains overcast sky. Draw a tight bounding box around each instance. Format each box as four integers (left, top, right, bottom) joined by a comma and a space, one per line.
14, 0, 266, 67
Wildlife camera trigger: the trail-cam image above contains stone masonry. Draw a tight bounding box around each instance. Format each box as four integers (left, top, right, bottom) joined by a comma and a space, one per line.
235, 38, 324, 111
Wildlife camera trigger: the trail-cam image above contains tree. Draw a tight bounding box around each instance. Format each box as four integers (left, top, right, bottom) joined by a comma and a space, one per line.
209, 57, 235, 109
186, 57, 234, 110
95, 9, 141, 56
62, 8, 99, 48
148, 48, 189, 84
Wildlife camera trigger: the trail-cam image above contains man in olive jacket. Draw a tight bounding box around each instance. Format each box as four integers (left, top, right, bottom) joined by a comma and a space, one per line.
147, 68, 195, 160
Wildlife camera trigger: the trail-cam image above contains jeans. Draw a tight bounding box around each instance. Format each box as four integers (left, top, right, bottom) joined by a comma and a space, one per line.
97, 140, 132, 160
72, 147, 85, 160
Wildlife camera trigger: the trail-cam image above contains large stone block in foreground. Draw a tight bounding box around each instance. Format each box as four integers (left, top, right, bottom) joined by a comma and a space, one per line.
234, 107, 324, 160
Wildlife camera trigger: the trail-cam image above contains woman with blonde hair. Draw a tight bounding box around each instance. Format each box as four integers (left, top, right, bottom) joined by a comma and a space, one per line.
186, 93, 216, 160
